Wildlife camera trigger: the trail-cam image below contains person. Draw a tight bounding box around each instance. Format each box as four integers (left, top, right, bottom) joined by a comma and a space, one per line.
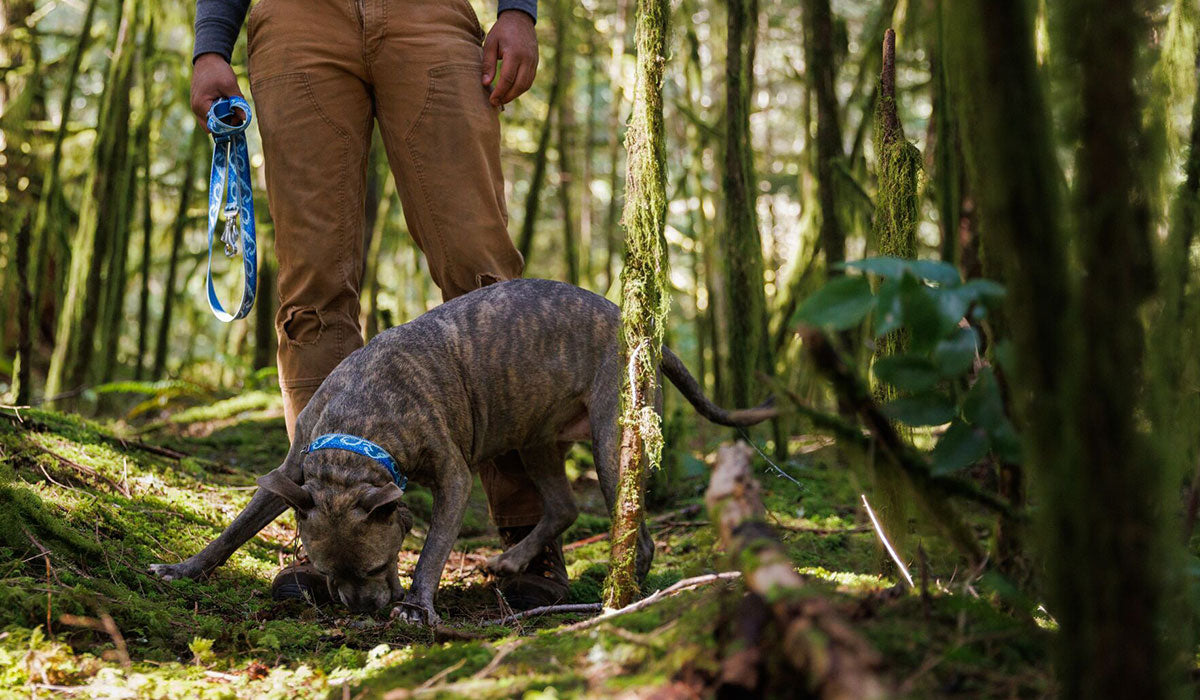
190, 0, 567, 609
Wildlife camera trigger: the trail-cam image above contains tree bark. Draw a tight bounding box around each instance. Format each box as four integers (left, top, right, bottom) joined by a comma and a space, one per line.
555, 0, 579, 285
805, 0, 846, 276
721, 0, 771, 410
602, 0, 669, 609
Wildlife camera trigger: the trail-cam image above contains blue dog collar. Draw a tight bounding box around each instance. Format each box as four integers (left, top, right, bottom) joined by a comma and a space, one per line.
303, 433, 407, 492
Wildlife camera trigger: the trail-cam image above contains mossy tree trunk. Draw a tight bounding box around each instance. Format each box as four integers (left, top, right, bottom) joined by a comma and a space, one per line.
555, 0, 579, 285
721, 0, 770, 410
871, 28, 921, 406
805, 0, 846, 277
602, 0, 669, 610
44, 0, 140, 401
1051, 0, 1178, 694
133, 13, 156, 381
949, 1, 1181, 695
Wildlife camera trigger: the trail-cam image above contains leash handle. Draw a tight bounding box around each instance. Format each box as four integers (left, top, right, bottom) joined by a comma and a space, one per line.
205, 96, 258, 323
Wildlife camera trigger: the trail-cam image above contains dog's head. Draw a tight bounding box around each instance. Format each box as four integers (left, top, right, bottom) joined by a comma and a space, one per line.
257, 470, 413, 613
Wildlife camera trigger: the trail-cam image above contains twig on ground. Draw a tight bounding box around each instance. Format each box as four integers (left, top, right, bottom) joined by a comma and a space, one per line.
861, 493, 914, 588
34, 444, 125, 494
560, 572, 743, 633
471, 639, 523, 680
485, 603, 602, 626
0, 404, 29, 421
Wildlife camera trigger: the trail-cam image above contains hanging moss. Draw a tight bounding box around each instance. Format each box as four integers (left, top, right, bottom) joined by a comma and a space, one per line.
602, 0, 670, 610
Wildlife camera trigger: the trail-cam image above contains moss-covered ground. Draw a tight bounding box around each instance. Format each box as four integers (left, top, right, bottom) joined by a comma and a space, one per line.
0, 396, 1054, 697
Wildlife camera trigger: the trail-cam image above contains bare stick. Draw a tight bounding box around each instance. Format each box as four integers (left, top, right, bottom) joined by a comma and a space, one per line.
861, 493, 914, 587
484, 603, 602, 626
561, 572, 743, 633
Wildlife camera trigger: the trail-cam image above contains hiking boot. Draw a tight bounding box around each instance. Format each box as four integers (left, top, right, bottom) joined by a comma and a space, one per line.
496, 525, 569, 610
271, 557, 334, 606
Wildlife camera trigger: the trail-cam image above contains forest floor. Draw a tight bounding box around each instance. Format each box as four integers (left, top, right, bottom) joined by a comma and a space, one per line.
0, 391, 1055, 698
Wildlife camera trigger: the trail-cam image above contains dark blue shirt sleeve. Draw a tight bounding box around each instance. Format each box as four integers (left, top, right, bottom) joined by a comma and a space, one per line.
498, 0, 537, 22
194, 0, 249, 62
195, 0, 536, 63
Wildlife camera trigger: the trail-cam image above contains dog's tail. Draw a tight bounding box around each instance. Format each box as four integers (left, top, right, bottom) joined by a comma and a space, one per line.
661, 347, 777, 427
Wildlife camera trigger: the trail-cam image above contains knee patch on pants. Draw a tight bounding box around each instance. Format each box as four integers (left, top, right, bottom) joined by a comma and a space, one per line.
280, 306, 325, 347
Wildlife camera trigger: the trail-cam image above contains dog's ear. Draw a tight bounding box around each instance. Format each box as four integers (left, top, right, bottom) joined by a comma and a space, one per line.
257, 470, 314, 514
359, 483, 404, 520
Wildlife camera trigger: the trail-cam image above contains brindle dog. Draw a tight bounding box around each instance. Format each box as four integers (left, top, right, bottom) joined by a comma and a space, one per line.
151, 279, 774, 624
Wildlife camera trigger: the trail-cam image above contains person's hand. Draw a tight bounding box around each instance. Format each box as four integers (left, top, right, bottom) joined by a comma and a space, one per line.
192, 53, 245, 132
482, 10, 538, 107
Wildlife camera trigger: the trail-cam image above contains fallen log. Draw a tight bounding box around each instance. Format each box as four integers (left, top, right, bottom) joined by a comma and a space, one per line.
706, 442, 888, 699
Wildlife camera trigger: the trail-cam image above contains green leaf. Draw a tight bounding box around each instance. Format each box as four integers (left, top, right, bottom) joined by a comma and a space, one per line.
873, 355, 941, 392
933, 326, 979, 377
930, 286, 970, 335
962, 368, 1007, 432
842, 256, 910, 279
795, 275, 876, 330
909, 259, 963, 286
898, 275, 944, 354
993, 339, 1016, 374
931, 419, 990, 474
882, 393, 957, 427
873, 278, 904, 337
959, 278, 1006, 305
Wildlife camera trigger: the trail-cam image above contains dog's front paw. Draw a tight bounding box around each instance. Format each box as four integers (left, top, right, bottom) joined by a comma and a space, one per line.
390, 597, 440, 626
149, 560, 207, 581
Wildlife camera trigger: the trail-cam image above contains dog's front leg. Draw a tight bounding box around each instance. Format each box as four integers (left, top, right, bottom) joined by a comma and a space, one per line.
150, 488, 289, 580
151, 452, 302, 581
391, 460, 472, 626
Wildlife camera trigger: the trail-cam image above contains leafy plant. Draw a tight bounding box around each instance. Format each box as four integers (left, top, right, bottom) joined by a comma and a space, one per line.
796, 256, 1018, 476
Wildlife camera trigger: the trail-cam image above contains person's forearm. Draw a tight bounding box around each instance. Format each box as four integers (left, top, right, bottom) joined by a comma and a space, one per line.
194, 0, 250, 63
498, 0, 537, 22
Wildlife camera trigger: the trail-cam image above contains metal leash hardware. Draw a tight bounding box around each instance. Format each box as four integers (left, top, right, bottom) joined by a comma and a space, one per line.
204, 95, 258, 323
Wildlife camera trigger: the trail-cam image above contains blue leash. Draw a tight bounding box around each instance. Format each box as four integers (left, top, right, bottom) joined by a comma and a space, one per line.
205, 96, 257, 322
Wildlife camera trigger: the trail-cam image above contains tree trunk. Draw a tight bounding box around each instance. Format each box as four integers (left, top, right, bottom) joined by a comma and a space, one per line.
133, 17, 156, 380
555, 0, 579, 285
516, 0, 568, 267
871, 28, 921, 406
601, 0, 630, 291
153, 126, 205, 380
721, 0, 771, 410
602, 0, 669, 609
805, 0, 846, 277
44, 0, 140, 401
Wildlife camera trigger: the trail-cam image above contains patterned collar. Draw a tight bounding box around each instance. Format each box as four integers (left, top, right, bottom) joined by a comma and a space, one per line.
302, 433, 407, 492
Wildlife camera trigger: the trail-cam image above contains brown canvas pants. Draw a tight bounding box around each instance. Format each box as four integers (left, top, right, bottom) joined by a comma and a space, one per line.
248, 0, 539, 527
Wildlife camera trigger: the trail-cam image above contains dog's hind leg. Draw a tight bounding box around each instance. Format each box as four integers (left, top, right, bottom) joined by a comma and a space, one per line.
485, 442, 579, 576
590, 354, 656, 583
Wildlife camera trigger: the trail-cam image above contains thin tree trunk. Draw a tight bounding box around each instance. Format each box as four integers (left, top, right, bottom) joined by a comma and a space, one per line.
134, 22, 156, 380
580, 24, 598, 284
602, 0, 630, 291
153, 126, 205, 380
517, 0, 568, 266
11, 213, 33, 404
805, 0, 846, 277
603, 0, 669, 610
721, 0, 770, 411
555, 0, 579, 285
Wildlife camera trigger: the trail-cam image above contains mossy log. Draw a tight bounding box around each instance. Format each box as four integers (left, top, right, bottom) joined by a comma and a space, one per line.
705, 442, 886, 699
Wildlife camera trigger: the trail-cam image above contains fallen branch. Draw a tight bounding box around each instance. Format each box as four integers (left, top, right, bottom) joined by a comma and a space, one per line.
34, 444, 126, 495
59, 613, 131, 668
707, 442, 887, 698
560, 572, 743, 633
484, 603, 603, 626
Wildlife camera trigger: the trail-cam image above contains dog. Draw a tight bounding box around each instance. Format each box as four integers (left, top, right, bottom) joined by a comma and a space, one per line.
151, 279, 774, 624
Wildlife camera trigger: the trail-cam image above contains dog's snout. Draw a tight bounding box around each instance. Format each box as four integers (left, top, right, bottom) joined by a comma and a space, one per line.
338, 584, 390, 613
